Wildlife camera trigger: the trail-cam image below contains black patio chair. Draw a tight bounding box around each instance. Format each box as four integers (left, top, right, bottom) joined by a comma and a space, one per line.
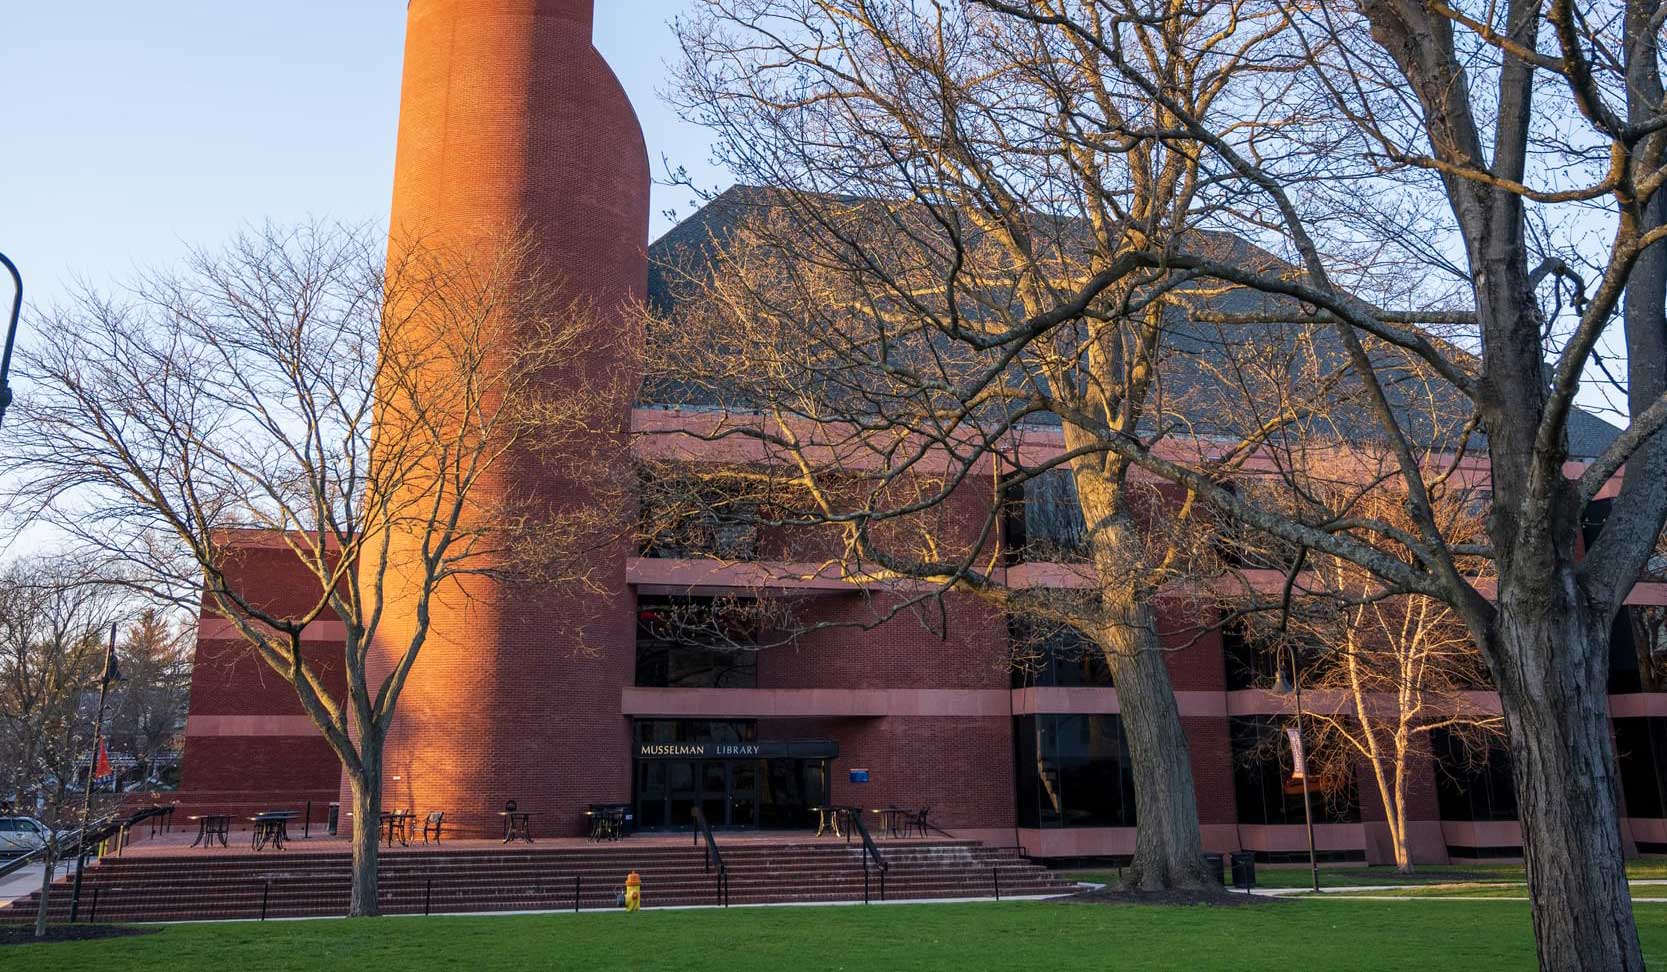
422, 811, 445, 844
910, 806, 932, 838
392, 809, 415, 846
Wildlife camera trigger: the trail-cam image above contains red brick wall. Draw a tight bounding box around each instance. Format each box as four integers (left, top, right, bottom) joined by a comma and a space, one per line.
757, 715, 1015, 832
178, 538, 350, 811
750, 591, 1013, 831
760, 592, 1010, 690
368, 0, 649, 837
1184, 716, 1238, 826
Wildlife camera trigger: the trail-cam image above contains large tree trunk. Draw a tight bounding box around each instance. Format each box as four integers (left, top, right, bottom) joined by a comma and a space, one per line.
348, 771, 382, 918
1070, 445, 1212, 892
1098, 595, 1213, 891
33, 850, 55, 938
1493, 573, 1643, 972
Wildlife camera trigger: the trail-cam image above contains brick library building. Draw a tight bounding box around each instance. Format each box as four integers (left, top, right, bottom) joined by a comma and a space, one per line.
174, 0, 1667, 865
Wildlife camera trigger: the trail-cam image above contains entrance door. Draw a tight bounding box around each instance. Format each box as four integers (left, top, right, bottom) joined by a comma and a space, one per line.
755, 757, 830, 829
634, 754, 834, 830
700, 761, 728, 827
637, 761, 668, 829
667, 760, 697, 829
730, 760, 759, 827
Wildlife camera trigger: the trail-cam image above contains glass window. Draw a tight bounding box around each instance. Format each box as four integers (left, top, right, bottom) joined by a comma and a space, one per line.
1613, 607, 1667, 694
636, 597, 760, 688
638, 472, 760, 560
1221, 620, 1340, 692
1001, 470, 1090, 563
1230, 715, 1360, 825
1432, 728, 1518, 822
1615, 718, 1667, 819
1010, 617, 1113, 688
1213, 481, 1304, 572
1222, 620, 1282, 691
1014, 715, 1137, 828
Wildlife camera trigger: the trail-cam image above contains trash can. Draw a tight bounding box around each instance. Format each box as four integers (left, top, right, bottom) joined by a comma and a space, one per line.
1202, 852, 1226, 886
327, 802, 340, 837
1230, 851, 1257, 890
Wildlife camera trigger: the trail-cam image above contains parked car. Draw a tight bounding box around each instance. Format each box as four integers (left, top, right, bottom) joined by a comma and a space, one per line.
0, 816, 50, 859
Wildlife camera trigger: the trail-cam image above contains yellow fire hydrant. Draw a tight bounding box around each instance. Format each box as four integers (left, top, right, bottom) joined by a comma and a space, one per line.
624, 870, 642, 913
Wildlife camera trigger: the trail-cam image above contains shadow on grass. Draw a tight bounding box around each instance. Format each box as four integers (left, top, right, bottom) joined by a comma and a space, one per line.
1, 925, 160, 947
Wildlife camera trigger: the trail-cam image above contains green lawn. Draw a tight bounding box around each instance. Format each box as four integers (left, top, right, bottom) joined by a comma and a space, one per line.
1066, 859, 1667, 890
9, 900, 1667, 971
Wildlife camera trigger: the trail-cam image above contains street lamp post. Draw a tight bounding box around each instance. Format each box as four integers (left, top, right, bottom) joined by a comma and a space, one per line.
0, 250, 21, 427
1275, 644, 1321, 894
68, 625, 121, 923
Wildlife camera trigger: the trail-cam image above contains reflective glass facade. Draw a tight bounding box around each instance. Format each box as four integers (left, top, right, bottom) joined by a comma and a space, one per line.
1013, 714, 1137, 828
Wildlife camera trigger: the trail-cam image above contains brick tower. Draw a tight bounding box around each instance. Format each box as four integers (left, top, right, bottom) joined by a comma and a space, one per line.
370, 0, 649, 834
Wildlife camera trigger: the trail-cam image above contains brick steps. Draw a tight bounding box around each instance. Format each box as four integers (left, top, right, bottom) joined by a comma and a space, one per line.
0, 839, 1075, 923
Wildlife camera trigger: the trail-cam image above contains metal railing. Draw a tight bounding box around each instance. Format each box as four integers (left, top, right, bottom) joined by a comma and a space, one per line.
690, 807, 729, 907
0, 841, 48, 883
0, 805, 178, 921
846, 809, 888, 903
0, 804, 149, 884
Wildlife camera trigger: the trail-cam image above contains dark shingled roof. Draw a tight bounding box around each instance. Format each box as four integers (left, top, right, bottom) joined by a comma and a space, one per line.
646, 187, 1623, 460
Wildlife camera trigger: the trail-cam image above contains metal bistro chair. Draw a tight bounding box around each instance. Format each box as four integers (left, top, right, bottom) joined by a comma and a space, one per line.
382, 809, 414, 847
910, 806, 932, 839
422, 811, 445, 844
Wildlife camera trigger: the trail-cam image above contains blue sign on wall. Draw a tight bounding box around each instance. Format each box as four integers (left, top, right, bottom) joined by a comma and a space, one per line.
849, 769, 870, 784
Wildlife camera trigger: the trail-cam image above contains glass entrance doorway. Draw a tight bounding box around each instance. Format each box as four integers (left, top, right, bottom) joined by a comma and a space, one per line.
635, 756, 828, 830
632, 720, 835, 830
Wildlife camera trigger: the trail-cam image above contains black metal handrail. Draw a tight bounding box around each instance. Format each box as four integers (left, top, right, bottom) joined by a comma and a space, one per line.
690, 807, 729, 907
846, 808, 888, 903
0, 805, 176, 884
0, 808, 117, 885
0, 841, 48, 883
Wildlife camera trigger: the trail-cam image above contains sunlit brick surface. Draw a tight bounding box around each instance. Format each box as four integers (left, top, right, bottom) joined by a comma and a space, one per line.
368, 0, 648, 835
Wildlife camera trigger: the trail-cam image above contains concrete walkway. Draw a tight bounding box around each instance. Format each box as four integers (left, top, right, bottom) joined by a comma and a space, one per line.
0, 856, 86, 910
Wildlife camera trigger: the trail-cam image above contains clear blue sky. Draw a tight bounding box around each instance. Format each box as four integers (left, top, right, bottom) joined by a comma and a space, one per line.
1, 1, 724, 313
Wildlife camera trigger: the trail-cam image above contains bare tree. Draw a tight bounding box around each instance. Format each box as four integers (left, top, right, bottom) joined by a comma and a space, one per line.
1235, 485, 1505, 873
670, 0, 1665, 961
0, 556, 122, 814
662, 0, 1318, 890
2, 222, 618, 917
105, 610, 192, 790
0, 555, 126, 938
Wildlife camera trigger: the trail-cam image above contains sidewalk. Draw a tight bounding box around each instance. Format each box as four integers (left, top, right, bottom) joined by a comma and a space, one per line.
0, 859, 79, 910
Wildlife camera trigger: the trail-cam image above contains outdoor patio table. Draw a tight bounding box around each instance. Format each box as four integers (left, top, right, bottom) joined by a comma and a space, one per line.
870, 807, 911, 839
810, 805, 846, 838
250, 811, 298, 851
498, 810, 535, 844
585, 804, 629, 842
188, 814, 231, 849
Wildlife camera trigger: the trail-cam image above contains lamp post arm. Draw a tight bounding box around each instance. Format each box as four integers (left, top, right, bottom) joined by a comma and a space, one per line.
0, 250, 21, 427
